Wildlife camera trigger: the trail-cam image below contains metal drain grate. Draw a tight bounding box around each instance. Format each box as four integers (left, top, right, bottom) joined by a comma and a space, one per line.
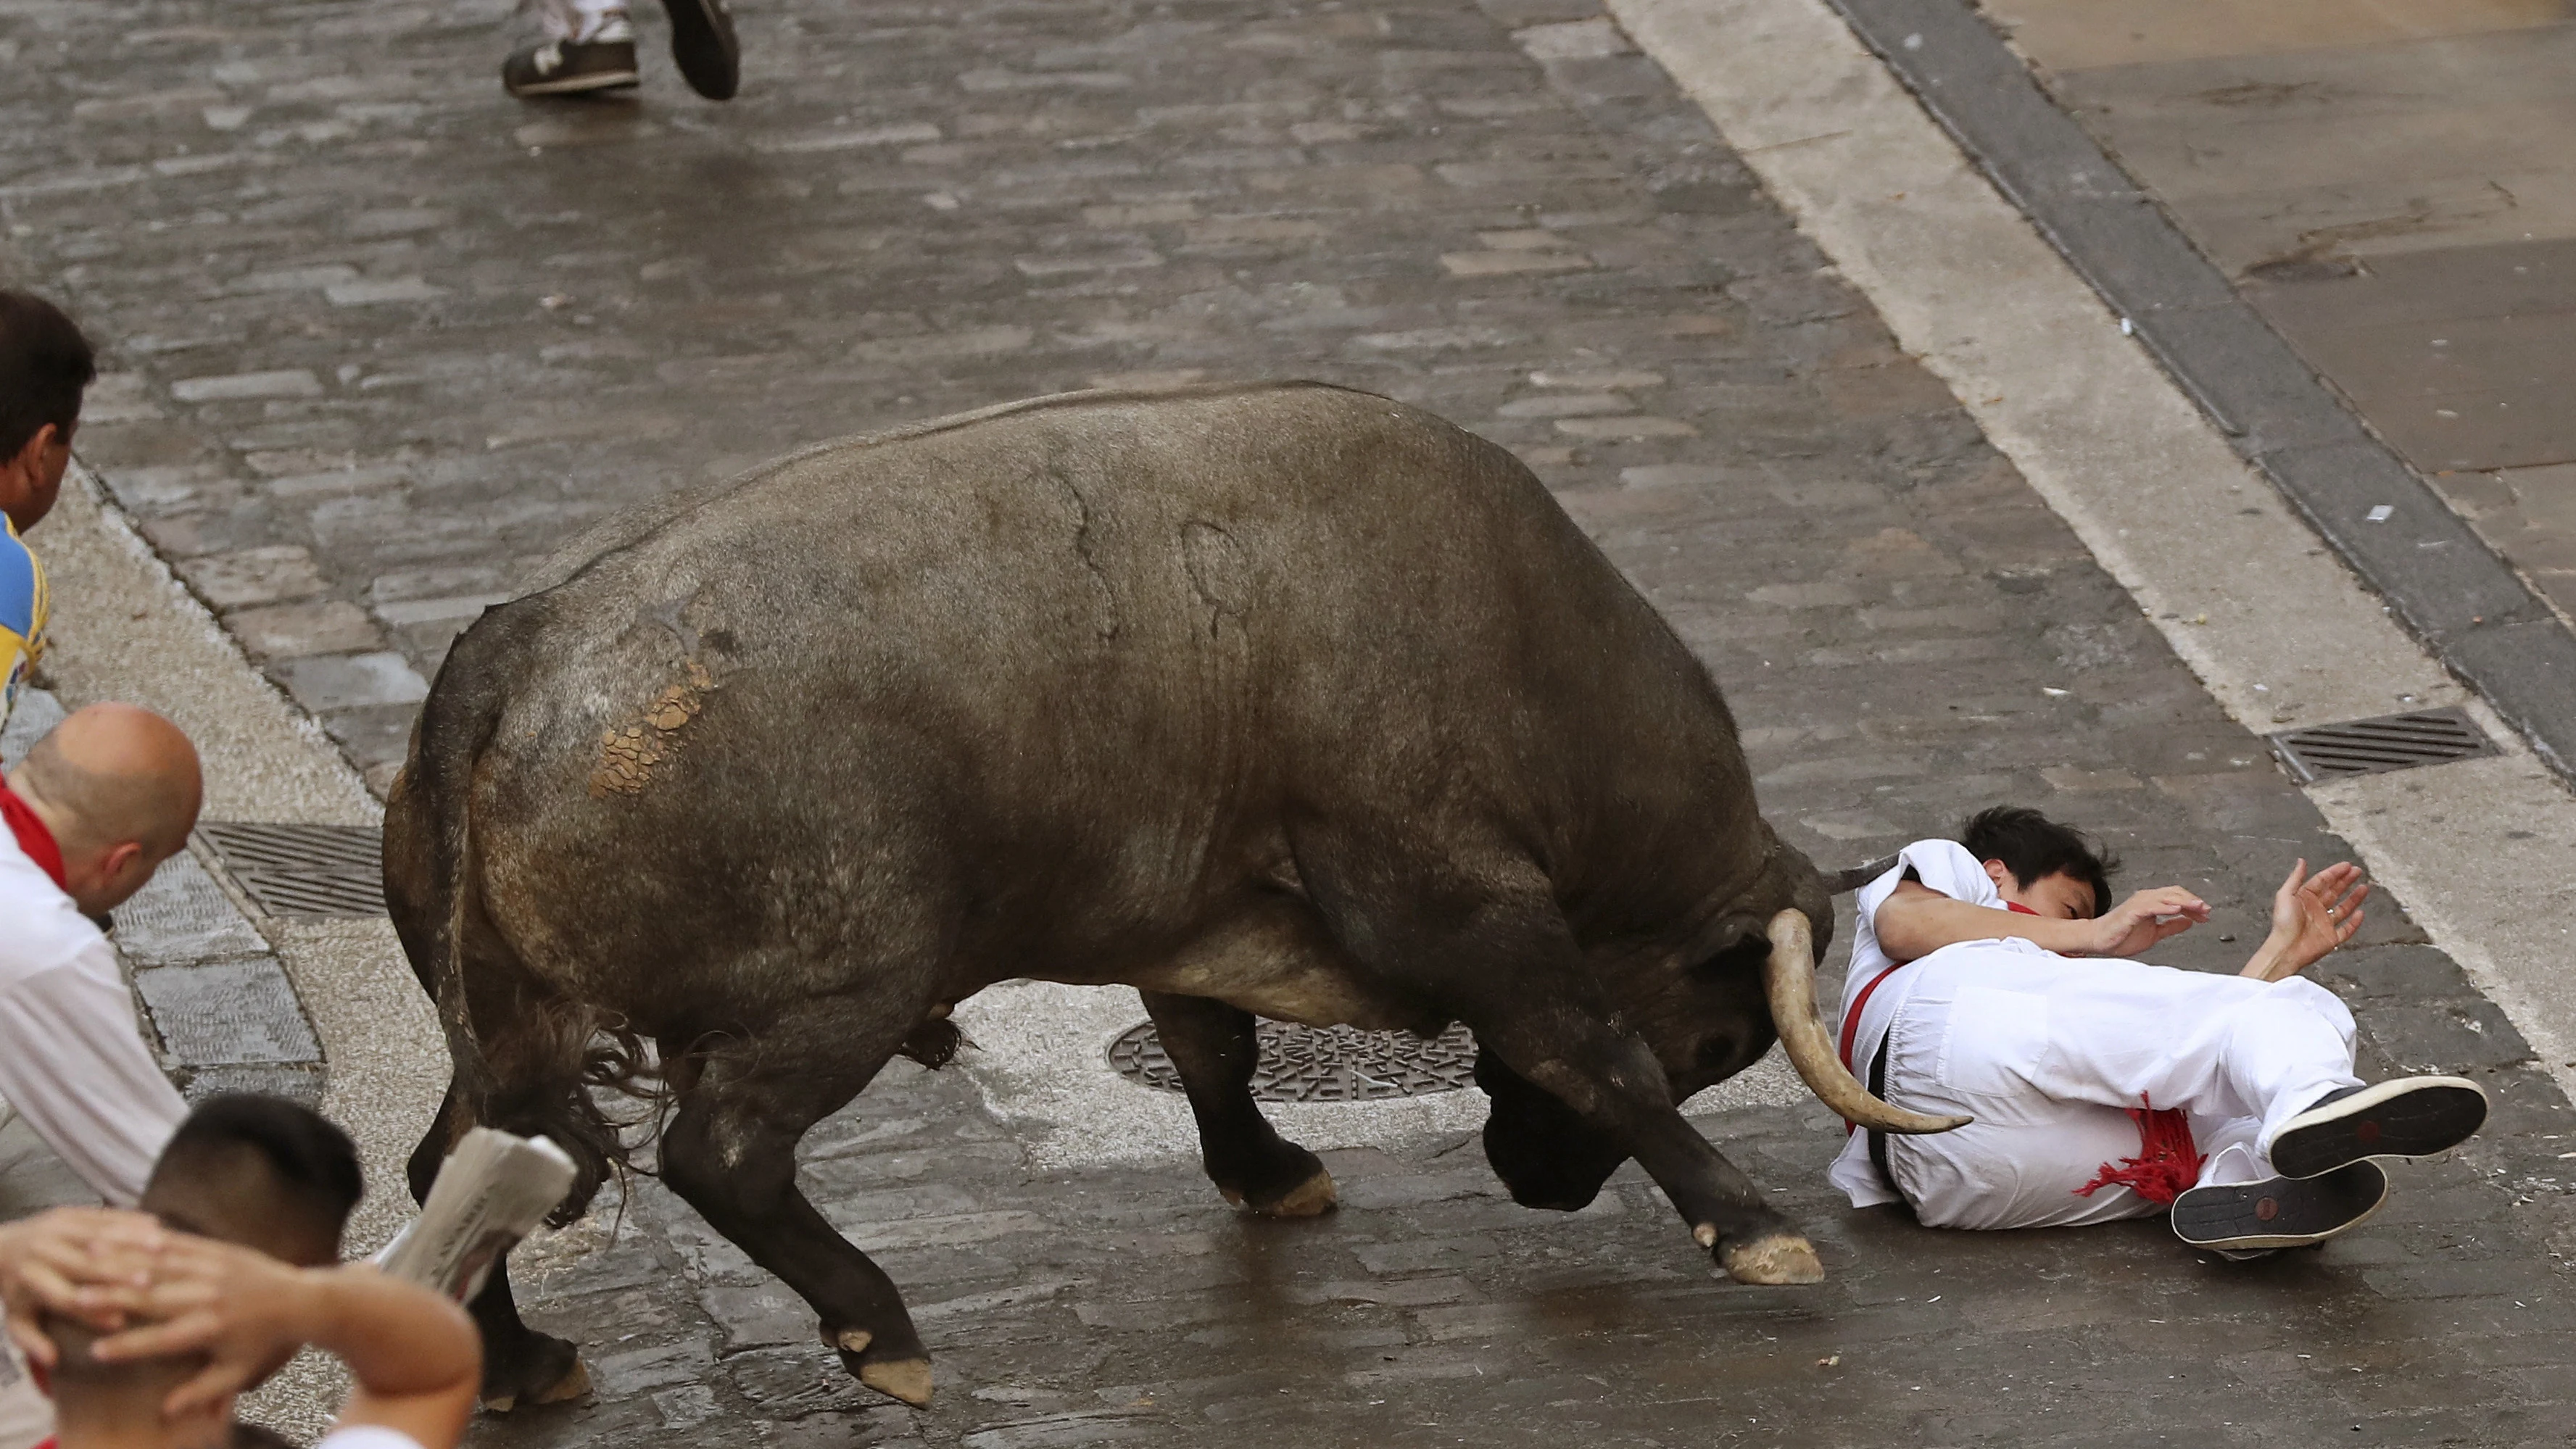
1109, 1019, 1478, 1102
196, 822, 386, 918
2267, 707, 2496, 784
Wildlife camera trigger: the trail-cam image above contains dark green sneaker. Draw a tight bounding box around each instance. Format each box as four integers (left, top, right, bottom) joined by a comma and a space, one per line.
502, 36, 641, 98
2172, 1160, 2388, 1252
2270, 1076, 2488, 1179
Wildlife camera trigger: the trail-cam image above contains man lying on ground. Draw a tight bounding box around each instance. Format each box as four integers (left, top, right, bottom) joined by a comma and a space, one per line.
0, 1207, 476, 1449
1830, 806, 2488, 1254
0, 1094, 369, 1449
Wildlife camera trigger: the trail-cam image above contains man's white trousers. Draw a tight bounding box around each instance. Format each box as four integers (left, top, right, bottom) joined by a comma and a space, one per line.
1865, 941, 2363, 1229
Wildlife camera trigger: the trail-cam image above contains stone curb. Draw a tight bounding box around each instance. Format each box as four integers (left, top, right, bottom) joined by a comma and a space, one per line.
1, 687, 326, 1106
1817, 0, 2576, 783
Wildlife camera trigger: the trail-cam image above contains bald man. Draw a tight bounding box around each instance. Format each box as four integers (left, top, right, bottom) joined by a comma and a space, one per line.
0, 702, 196, 1205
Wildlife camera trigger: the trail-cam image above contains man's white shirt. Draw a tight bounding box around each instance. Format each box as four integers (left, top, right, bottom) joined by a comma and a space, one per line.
1825, 839, 2003, 1210
0, 811, 188, 1205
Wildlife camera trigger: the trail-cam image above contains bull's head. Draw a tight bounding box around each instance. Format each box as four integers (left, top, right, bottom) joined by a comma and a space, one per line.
1478, 830, 1966, 1211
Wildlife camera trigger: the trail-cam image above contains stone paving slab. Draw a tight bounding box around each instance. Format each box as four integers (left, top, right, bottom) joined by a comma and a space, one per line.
2, 0, 2572, 1442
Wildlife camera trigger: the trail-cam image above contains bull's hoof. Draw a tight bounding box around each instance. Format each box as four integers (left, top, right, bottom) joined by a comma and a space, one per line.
1227, 1166, 1338, 1218
480, 1348, 591, 1413
1719, 1233, 1825, 1286
855, 1356, 935, 1407
1212, 1139, 1337, 1218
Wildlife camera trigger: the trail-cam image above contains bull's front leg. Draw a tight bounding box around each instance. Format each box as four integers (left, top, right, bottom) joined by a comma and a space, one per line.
1476, 1002, 1822, 1285
1140, 991, 1336, 1216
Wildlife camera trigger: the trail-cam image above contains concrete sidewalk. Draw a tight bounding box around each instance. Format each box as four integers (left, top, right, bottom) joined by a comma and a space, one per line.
3, 0, 2572, 1442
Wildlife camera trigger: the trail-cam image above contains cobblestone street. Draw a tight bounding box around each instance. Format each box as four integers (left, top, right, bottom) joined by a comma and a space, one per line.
3, 0, 2573, 1443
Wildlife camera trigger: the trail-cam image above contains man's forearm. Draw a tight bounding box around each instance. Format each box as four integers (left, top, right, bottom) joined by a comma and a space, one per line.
307, 1269, 478, 1398
1874, 895, 2094, 961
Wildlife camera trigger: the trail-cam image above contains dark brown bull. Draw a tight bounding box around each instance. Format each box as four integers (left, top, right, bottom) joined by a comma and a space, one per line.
383, 383, 1960, 1411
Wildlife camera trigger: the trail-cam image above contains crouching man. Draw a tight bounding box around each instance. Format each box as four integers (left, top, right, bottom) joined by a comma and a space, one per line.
1833, 807, 2486, 1253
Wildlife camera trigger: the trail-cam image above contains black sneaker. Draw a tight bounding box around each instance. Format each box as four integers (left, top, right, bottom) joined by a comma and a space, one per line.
2171, 1160, 2388, 1252
503, 37, 641, 98
2269, 1076, 2488, 1179
659, 0, 740, 100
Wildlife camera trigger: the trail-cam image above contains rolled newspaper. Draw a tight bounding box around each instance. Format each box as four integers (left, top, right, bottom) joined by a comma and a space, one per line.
376, 1128, 577, 1303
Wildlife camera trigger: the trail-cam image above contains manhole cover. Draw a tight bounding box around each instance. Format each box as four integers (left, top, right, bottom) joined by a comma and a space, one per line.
2266, 707, 2496, 784
1109, 1019, 1478, 1101
196, 822, 386, 918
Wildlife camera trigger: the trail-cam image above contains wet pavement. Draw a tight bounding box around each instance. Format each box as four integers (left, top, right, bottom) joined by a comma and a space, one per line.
2, 0, 2574, 1442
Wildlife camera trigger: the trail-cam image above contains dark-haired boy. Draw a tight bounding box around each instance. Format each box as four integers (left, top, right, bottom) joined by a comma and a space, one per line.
0, 290, 96, 732
0, 1095, 368, 1449
1830, 806, 2487, 1252
0, 1209, 476, 1449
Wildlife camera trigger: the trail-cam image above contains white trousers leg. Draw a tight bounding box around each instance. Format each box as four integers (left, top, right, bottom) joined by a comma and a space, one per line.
533, 0, 632, 43
1874, 942, 2362, 1229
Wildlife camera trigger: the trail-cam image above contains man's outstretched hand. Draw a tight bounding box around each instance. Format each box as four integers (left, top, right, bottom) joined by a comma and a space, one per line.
2241, 859, 2369, 981
2087, 887, 2211, 957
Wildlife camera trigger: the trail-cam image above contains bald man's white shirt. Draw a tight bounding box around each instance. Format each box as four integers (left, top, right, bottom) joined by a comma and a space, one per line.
0, 817, 189, 1205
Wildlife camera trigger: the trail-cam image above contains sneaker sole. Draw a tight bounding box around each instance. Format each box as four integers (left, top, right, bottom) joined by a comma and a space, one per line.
660, 0, 740, 99
508, 70, 641, 97
2270, 1077, 2488, 1179
2171, 1160, 2389, 1251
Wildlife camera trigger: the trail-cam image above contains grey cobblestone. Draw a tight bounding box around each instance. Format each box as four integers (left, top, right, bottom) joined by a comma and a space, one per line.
7, 0, 2575, 1441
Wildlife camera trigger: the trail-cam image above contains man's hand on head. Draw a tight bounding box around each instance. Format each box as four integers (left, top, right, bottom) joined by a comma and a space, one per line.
0, 1207, 167, 1367
2085, 887, 2210, 958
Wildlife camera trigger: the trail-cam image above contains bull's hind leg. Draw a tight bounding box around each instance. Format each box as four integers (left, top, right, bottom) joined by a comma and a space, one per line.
1141, 992, 1335, 1216
657, 1006, 936, 1406
407, 1088, 589, 1411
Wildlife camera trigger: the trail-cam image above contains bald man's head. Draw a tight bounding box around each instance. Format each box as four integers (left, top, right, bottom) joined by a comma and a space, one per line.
7, 702, 202, 914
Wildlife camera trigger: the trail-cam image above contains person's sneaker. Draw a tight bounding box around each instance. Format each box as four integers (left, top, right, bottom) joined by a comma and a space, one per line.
659, 0, 740, 100
2269, 1076, 2488, 1179
503, 37, 641, 98
2171, 1159, 2388, 1252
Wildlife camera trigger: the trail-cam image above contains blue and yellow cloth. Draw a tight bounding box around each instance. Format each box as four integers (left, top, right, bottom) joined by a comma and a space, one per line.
0, 515, 46, 730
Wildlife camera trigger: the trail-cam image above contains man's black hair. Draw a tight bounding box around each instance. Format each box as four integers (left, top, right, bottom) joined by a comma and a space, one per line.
151, 1092, 364, 1231
0, 289, 96, 460
1959, 805, 2117, 918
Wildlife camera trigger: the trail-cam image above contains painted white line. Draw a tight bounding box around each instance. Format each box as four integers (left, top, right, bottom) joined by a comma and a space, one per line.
1612, 0, 2576, 1100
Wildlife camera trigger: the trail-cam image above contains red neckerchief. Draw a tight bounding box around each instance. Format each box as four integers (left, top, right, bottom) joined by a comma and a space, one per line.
2004, 901, 2041, 916
0, 778, 66, 889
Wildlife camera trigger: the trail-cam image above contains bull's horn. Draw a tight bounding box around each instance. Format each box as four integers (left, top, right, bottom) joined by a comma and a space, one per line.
1763, 909, 1971, 1135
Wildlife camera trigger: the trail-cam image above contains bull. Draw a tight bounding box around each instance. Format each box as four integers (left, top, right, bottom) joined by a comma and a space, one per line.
384, 382, 1963, 1411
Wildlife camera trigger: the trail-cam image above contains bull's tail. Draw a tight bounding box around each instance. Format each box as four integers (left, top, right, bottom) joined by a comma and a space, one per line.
385, 604, 645, 1226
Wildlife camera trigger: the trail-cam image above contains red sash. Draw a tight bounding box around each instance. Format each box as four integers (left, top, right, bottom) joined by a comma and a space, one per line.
0, 778, 65, 889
